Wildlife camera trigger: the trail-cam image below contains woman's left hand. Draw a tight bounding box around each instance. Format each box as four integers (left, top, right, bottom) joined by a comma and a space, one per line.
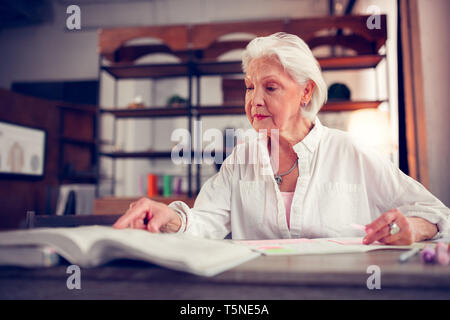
363, 209, 416, 245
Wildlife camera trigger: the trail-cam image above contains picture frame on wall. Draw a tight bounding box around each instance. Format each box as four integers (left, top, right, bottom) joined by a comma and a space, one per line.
0, 121, 46, 179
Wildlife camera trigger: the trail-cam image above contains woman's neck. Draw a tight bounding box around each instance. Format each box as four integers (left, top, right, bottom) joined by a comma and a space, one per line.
268, 117, 314, 155
282, 116, 314, 147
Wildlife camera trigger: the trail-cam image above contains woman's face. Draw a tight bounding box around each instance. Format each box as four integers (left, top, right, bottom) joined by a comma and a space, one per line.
244, 56, 305, 133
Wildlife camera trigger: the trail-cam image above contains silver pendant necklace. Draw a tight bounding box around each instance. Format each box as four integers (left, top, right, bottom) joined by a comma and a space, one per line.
274, 160, 298, 185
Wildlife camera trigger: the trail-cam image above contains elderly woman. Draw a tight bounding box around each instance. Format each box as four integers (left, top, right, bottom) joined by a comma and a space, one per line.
114, 32, 449, 245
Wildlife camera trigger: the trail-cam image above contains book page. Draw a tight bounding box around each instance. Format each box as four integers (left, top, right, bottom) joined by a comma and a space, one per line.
235, 237, 425, 255
0, 226, 259, 276
80, 226, 260, 275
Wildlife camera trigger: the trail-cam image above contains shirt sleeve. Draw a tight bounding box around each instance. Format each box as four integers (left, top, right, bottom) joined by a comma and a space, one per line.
168, 153, 234, 239
392, 170, 449, 238
360, 145, 450, 238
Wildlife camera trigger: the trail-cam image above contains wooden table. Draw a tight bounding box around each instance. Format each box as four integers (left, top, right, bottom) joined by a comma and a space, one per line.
1, 249, 449, 300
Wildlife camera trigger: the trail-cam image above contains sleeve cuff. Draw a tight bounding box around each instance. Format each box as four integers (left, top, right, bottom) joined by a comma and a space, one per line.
173, 209, 187, 233
399, 209, 448, 240
169, 200, 190, 233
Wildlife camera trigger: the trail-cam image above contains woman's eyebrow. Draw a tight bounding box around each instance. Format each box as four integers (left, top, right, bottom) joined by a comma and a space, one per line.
261, 75, 279, 81
245, 75, 280, 83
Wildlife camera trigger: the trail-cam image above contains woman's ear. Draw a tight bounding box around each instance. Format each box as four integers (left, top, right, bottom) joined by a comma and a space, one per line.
302, 80, 316, 105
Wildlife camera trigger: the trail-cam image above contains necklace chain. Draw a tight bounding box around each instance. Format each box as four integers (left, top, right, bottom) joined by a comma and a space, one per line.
274, 160, 298, 185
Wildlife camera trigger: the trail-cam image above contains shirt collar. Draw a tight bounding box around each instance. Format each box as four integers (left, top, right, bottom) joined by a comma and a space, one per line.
292, 116, 323, 155
254, 116, 324, 156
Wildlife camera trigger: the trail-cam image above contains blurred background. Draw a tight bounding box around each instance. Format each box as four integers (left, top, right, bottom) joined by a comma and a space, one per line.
0, 0, 448, 229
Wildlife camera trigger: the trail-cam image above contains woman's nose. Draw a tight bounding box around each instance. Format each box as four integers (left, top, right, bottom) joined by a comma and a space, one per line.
252, 87, 264, 107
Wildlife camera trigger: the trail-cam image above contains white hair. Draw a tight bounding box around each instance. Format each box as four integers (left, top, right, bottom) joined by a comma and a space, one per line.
242, 32, 327, 121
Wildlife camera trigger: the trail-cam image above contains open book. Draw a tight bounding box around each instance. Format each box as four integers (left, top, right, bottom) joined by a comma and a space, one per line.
0, 226, 259, 277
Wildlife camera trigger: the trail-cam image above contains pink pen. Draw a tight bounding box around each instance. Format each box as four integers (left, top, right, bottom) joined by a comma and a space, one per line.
435, 243, 450, 266
350, 223, 366, 232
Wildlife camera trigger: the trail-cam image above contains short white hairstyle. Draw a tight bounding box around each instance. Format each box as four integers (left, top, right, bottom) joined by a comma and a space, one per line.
242, 32, 327, 121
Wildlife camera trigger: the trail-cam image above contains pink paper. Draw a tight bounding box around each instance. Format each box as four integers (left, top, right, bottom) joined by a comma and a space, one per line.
257, 246, 283, 250
237, 238, 314, 246
328, 239, 383, 245
328, 239, 364, 245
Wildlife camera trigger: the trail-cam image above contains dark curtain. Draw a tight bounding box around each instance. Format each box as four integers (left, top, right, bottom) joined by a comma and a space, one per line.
397, 0, 409, 175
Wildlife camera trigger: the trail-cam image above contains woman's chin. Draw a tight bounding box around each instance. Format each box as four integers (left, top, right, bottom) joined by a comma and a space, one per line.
252, 123, 273, 132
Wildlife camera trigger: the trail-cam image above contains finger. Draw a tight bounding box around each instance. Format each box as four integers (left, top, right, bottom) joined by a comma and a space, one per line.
379, 231, 402, 245
133, 216, 148, 230
365, 210, 398, 235
113, 209, 137, 229
146, 210, 171, 233
364, 224, 390, 244
115, 202, 138, 228
113, 199, 151, 229
378, 221, 402, 244
380, 217, 413, 245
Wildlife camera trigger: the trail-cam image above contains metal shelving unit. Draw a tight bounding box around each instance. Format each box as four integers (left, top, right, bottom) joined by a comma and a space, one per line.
97, 14, 389, 198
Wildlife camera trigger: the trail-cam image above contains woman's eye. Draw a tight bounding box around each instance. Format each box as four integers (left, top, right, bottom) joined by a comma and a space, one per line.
245, 87, 254, 91
266, 86, 276, 92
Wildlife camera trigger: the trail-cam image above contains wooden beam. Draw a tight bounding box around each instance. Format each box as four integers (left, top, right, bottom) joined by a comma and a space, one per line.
399, 0, 429, 187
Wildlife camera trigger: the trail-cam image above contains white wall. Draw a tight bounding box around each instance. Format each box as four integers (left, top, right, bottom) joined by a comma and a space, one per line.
417, 0, 450, 206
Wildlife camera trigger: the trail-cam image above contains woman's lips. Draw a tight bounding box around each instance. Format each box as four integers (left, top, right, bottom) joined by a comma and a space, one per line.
254, 115, 269, 120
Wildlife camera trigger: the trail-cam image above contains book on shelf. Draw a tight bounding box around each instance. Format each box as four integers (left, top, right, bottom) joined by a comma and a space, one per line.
0, 245, 60, 268
0, 226, 259, 277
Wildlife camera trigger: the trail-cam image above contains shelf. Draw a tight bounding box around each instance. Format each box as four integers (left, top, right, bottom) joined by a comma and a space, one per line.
101, 63, 190, 79
317, 55, 385, 71
100, 151, 173, 158
100, 105, 245, 118
321, 100, 385, 112
101, 107, 190, 118
102, 61, 244, 79
197, 101, 384, 115
101, 55, 384, 79
194, 61, 243, 76
195, 105, 244, 116
100, 150, 221, 159
196, 102, 384, 115
100, 101, 383, 119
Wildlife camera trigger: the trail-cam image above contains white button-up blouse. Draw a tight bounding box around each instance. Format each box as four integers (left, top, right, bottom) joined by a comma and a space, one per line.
169, 118, 449, 240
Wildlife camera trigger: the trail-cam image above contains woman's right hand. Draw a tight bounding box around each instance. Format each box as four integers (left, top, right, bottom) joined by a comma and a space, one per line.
113, 197, 182, 233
